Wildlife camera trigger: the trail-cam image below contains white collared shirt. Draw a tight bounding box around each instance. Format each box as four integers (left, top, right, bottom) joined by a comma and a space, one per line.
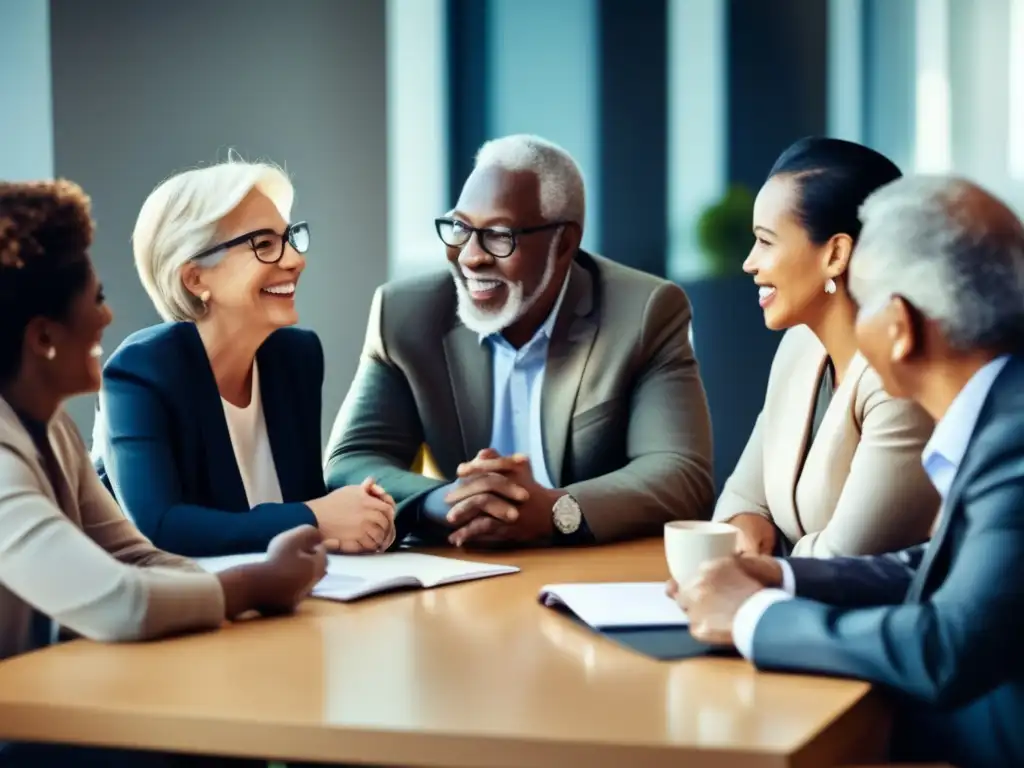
920, 356, 1010, 500
730, 355, 1011, 659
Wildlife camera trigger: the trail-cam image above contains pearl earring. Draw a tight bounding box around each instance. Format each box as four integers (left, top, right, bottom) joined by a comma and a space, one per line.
45, 347, 56, 361
824, 278, 837, 295
199, 290, 211, 304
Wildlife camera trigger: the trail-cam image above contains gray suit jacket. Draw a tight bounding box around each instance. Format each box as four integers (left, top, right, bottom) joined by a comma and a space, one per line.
324, 251, 715, 543
753, 357, 1024, 768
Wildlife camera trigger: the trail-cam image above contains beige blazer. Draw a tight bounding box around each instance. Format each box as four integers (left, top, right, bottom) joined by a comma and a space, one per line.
0, 396, 224, 661
713, 326, 940, 557
325, 251, 715, 542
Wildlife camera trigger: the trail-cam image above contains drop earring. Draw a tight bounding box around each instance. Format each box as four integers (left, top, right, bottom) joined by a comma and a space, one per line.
824, 278, 837, 295
45, 347, 56, 361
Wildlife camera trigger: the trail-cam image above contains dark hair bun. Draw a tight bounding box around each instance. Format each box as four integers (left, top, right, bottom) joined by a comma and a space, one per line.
768, 137, 902, 245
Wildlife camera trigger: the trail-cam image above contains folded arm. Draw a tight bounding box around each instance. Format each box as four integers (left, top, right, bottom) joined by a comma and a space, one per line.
753, 474, 1024, 708
0, 452, 224, 643
101, 369, 315, 557
567, 284, 715, 542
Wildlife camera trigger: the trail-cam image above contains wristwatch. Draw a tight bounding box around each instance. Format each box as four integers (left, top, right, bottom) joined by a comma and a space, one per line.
552, 493, 582, 535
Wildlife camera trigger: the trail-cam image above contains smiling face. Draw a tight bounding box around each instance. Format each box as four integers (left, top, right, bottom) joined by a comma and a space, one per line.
31, 265, 114, 397
183, 189, 305, 331
444, 165, 574, 338
743, 174, 841, 331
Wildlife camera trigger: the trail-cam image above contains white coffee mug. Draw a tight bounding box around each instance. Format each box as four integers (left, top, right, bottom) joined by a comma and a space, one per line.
664, 521, 738, 585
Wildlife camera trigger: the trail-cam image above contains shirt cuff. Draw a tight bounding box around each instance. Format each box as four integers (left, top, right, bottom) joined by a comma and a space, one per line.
421, 482, 456, 520
732, 588, 793, 660
776, 558, 796, 594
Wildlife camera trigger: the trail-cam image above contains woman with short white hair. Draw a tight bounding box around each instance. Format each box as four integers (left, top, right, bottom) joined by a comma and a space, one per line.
93, 158, 396, 557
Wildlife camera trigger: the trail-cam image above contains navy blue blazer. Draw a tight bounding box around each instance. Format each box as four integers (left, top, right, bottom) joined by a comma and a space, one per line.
752, 357, 1024, 768
93, 323, 325, 557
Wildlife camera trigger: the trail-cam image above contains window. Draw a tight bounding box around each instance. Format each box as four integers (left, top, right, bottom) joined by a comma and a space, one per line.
914, 0, 952, 173
386, 0, 449, 279
1009, 0, 1024, 179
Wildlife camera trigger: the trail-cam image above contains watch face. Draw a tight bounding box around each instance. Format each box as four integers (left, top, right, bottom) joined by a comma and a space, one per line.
553, 495, 581, 534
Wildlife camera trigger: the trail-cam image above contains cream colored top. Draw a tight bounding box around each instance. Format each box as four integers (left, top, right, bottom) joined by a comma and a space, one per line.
0, 396, 225, 661
221, 361, 283, 507
713, 325, 940, 557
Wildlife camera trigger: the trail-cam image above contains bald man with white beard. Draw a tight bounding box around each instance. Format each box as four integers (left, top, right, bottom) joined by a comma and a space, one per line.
325, 134, 714, 550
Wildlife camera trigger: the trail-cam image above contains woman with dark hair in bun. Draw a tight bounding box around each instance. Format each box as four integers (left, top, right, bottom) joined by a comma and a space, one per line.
712, 138, 940, 558
0, 180, 325, 766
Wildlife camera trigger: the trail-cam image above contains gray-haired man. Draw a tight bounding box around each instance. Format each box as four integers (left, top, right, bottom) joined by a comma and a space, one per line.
325, 134, 714, 549
673, 176, 1024, 768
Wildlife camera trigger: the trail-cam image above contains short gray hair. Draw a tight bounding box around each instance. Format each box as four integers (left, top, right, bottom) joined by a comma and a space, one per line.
133, 157, 293, 322
849, 175, 1024, 351
474, 134, 586, 229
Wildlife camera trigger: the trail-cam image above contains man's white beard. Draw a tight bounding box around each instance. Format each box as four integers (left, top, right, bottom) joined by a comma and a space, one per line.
450, 238, 558, 337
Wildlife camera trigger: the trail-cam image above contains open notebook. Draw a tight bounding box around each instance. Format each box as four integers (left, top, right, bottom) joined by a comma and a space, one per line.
196, 551, 519, 602
538, 582, 688, 629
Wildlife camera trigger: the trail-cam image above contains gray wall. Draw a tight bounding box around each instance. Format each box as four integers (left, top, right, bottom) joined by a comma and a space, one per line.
49, 0, 388, 441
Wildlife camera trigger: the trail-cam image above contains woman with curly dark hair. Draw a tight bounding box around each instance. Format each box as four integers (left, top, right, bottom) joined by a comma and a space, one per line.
0, 180, 327, 766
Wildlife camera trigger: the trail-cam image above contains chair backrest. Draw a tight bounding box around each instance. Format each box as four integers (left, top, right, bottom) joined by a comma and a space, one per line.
412, 444, 444, 480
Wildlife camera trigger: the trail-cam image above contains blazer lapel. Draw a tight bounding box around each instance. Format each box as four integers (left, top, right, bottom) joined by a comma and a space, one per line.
905, 407, 996, 603
541, 261, 598, 487
793, 354, 870, 533
257, 337, 303, 502
905, 455, 971, 603
904, 359, 1021, 602
184, 324, 249, 511
443, 323, 494, 461
0, 397, 65, 509
764, 338, 827, 539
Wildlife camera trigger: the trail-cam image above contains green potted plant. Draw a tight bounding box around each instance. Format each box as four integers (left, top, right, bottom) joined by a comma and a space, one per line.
695, 184, 755, 276
683, 183, 775, 491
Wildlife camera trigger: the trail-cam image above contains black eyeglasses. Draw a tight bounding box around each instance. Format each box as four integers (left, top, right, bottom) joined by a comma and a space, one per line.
434, 217, 569, 258
191, 221, 311, 264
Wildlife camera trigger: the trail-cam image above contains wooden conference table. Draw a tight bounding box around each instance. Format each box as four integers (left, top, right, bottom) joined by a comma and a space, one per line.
0, 538, 889, 767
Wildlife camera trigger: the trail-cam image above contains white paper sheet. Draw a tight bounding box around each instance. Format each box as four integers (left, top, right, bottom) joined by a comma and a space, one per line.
539, 582, 689, 629
195, 551, 519, 601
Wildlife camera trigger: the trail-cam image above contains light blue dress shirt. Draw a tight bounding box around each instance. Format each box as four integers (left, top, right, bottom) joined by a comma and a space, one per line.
423, 276, 571, 517
731, 354, 1011, 658
920, 355, 1010, 500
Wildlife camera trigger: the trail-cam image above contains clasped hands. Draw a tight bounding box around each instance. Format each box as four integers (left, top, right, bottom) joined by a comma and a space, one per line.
443, 448, 561, 547
666, 554, 784, 645
308, 476, 397, 554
